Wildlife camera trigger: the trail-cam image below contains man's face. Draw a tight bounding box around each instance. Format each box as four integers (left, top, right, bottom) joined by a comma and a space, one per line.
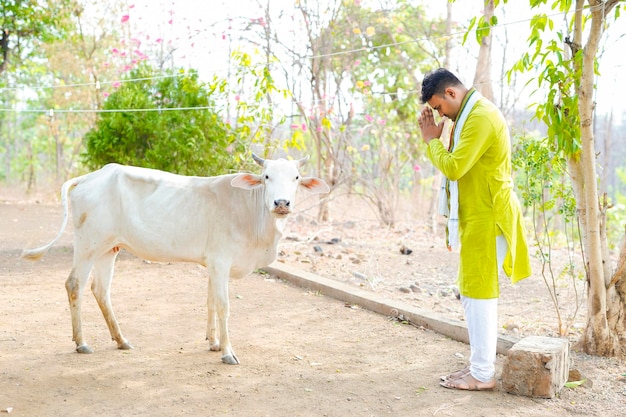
427, 88, 461, 121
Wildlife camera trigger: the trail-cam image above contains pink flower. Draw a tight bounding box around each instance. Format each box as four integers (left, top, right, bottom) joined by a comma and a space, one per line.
234, 95, 240, 101
364, 114, 373, 122
413, 164, 421, 172
113, 81, 121, 88
111, 48, 119, 54
103, 62, 110, 67
103, 92, 110, 98
121, 15, 129, 23
290, 124, 299, 129
353, 59, 361, 67
168, 19, 173, 25
156, 38, 163, 43
301, 124, 307, 132
378, 119, 386, 125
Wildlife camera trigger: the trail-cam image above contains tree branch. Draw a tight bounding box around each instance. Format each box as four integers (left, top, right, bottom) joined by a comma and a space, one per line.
0, 29, 9, 74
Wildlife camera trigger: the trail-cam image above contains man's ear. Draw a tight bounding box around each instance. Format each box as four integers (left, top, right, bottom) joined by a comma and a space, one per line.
445, 87, 456, 99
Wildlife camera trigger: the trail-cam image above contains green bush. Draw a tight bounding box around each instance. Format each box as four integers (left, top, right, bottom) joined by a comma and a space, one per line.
82, 65, 241, 176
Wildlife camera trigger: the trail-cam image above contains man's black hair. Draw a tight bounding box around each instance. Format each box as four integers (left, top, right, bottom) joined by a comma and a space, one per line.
420, 68, 464, 104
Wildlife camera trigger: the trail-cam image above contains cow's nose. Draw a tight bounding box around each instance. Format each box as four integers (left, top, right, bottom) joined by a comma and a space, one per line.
274, 199, 290, 208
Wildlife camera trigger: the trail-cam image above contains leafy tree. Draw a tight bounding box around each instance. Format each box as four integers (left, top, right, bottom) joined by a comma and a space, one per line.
0, 0, 76, 184
228, 48, 294, 159
336, 0, 448, 226
83, 65, 241, 176
0, 0, 75, 76
483, 0, 625, 355
287, 0, 446, 225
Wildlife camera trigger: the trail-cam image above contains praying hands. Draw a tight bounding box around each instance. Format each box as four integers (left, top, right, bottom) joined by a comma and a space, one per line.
418, 107, 445, 144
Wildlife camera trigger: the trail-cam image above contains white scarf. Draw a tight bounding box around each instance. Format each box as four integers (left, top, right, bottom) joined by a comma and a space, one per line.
438, 89, 482, 251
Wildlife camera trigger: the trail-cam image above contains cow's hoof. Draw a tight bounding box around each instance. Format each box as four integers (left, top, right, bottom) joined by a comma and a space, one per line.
118, 342, 134, 350
76, 344, 93, 354
209, 343, 220, 352
221, 354, 239, 365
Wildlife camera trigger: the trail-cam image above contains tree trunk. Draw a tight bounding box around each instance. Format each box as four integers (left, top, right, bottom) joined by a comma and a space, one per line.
609, 235, 626, 345
318, 151, 333, 223
473, 0, 495, 101
599, 111, 612, 197
574, 0, 621, 356
428, 1, 454, 234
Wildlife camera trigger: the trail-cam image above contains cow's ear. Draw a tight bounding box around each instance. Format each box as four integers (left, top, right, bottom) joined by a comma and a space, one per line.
231, 173, 263, 190
299, 177, 330, 194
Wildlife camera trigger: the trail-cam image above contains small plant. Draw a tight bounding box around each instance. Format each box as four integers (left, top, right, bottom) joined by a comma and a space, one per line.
512, 133, 584, 336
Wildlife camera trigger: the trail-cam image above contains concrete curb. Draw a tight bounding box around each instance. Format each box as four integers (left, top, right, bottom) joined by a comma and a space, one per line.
262, 262, 519, 355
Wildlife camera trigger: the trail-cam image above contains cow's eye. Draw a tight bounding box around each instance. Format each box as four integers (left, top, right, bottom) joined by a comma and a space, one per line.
265, 175, 269, 180
295, 176, 299, 180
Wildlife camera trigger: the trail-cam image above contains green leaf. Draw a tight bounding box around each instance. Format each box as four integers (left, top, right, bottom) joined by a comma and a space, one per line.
564, 379, 586, 388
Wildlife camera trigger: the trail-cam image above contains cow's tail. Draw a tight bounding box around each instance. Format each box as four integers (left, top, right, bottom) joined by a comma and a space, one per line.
22, 177, 77, 261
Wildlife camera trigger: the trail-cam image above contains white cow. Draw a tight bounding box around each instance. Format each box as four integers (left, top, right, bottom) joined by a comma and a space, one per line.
22, 154, 329, 364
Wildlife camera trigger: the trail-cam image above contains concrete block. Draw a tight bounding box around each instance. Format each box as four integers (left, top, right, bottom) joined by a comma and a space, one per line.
501, 336, 569, 398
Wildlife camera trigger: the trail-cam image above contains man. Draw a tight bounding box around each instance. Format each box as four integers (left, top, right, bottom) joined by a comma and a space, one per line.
418, 68, 532, 391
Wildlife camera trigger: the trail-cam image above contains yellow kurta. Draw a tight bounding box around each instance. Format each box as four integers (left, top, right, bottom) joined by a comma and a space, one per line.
427, 91, 532, 298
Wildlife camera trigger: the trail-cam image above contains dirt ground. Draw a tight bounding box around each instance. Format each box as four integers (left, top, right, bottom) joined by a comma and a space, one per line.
1, 190, 625, 417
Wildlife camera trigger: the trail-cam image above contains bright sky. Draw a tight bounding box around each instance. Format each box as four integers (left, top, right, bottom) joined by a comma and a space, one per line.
124, 0, 626, 120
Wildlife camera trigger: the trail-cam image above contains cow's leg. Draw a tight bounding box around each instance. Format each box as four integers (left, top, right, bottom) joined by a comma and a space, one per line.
91, 249, 133, 350
206, 264, 238, 365
206, 276, 219, 352
65, 259, 94, 354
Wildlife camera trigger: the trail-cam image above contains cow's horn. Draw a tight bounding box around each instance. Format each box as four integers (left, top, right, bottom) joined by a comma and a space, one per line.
252, 153, 265, 167
297, 156, 309, 167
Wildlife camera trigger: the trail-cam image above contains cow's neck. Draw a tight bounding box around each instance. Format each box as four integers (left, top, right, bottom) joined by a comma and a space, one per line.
274, 217, 287, 237
257, 214, 285, 244
252, 188, 284, 245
